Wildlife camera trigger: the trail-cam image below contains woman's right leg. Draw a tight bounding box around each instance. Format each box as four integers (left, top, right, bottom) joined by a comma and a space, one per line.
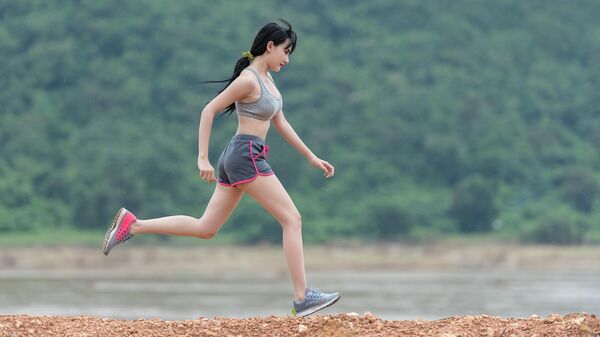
131, 184, 244, 239
234, 175, 307, 301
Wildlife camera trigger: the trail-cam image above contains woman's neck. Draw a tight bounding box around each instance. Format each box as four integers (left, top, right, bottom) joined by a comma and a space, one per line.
250, 59, 270, 74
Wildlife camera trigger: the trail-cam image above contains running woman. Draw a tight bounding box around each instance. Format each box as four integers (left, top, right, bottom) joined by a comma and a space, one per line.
102, 19, 340, 317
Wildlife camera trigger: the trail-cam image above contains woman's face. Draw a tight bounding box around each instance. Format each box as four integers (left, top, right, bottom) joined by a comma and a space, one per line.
267, 39, 292, 72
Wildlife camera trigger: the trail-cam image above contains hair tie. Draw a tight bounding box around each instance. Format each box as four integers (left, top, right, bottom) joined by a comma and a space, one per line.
242, 51, 254, 61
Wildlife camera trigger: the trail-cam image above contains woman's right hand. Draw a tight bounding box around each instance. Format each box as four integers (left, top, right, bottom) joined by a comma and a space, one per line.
197, 157, 216, 183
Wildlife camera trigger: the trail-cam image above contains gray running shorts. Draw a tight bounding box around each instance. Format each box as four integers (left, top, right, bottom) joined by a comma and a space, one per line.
217, 134, 274, 187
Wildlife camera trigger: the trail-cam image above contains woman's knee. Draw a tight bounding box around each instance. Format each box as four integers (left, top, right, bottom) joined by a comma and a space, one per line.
280, 212, 302, 230
201, 230, 219, 239
193, 217, 221, 239
195, 229, 219, 240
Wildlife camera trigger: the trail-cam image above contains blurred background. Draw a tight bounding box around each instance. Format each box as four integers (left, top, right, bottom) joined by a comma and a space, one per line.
0, 0, 599, 320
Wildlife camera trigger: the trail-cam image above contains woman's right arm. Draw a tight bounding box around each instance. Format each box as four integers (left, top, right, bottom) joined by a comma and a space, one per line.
197, 74, 254, 182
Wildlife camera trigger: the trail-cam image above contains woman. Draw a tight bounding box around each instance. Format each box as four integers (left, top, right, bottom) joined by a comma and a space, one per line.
102, 19, 340, 317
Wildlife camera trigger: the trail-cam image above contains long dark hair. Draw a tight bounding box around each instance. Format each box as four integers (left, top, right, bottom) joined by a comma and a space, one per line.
204, 19, 297, 117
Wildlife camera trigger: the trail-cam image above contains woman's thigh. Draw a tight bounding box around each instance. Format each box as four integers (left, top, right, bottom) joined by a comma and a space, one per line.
235, 175, 300, 225
201, 183, 245, 232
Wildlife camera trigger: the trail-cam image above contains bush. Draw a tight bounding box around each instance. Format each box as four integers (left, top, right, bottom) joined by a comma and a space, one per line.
560, 169, 598, 213
449, 176, 497, 232
520, 208, 589, 245
355, 189, 450, 240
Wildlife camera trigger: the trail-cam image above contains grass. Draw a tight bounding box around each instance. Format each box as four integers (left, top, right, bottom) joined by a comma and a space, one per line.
0, 227, 239, 247
0, 227, 105, 246
1, 226, 598, 247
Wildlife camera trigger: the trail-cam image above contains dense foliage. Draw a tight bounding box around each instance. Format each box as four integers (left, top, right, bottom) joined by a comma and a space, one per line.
1, 0, 599, 244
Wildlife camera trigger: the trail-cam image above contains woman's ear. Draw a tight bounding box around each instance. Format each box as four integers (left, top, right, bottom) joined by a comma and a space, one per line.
266, 41, 274, 53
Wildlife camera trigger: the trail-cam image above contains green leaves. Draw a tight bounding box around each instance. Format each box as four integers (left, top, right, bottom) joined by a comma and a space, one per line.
1, 0, 599, 244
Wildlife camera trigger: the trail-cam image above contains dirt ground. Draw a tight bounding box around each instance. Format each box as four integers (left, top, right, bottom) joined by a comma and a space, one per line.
1, 312, 598, 337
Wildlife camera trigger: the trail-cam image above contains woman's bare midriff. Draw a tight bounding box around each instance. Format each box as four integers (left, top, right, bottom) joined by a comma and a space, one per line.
235, 114, 272, 141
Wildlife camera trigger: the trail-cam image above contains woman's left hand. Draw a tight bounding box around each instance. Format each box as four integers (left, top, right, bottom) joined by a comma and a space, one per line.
309, 156, 335, 179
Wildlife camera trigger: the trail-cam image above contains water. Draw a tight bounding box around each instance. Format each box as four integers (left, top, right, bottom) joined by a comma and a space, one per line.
0, 269, 598, 320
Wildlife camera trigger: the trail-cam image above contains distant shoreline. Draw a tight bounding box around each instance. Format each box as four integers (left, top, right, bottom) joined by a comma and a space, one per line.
1, 242, 599, 273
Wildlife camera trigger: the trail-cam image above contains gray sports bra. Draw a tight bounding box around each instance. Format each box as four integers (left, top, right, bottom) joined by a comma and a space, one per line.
235, 67, 283, 121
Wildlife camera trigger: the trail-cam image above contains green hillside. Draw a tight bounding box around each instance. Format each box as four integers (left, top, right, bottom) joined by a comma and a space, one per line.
1, 0, 599, 244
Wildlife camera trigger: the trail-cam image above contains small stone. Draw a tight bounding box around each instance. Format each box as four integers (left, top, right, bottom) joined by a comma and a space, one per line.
440, 334, 457, 337
485, 327, 494, 337
346, 312, 359, 318
28, 329, 35, 334
15, 320, 23, 329
543, 314, 562, 323
571, 316, 585, 325
529, 314, 539, 319
364, 311, 378, 322
298, 324, 308, 334
375, 321, 384, 330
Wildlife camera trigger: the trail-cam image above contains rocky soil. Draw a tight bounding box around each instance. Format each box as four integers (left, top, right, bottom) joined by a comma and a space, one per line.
1, 312, 598, 337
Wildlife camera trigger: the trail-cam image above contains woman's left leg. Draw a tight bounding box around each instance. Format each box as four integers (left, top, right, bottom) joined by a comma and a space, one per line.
131, 184, 244, 239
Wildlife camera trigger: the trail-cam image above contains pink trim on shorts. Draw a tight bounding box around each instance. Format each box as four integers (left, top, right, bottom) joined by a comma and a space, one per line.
218, 141, 274, 187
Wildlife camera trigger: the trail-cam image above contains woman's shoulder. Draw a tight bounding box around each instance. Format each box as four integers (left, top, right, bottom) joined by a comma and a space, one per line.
225, 71, 258, 97
227, 69, 261, 103
234, 70, 259, 87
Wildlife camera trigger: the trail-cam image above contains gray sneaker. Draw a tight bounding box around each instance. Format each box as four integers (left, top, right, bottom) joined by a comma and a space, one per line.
292, 288, 341, 317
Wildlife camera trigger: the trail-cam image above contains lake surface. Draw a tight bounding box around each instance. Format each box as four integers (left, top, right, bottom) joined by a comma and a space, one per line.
0, 269, 598, 320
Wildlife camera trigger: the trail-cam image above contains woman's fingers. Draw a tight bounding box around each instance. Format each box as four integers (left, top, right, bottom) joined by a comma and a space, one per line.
200, 170, 216, 183
322, 160, 335, 178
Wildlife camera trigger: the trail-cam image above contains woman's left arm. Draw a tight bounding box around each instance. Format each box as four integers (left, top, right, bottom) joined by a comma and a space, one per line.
272, 111, 334, 179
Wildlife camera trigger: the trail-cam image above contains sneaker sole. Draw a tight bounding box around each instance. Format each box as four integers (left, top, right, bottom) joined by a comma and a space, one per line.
103, 207, 126, 256
296, 293, 341, 317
